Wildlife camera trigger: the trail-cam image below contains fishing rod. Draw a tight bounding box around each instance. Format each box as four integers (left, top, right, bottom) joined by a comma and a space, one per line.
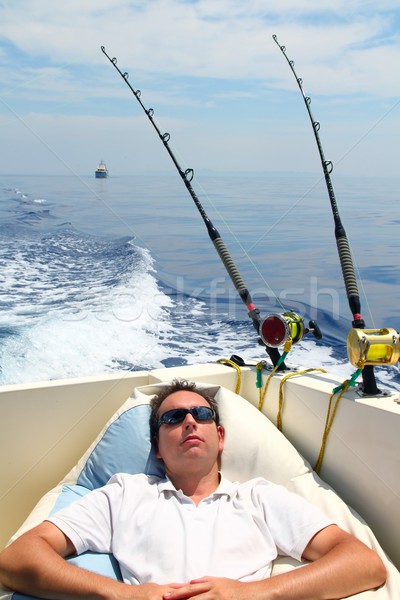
272, 34, 382, 395
102, 45, 318, 370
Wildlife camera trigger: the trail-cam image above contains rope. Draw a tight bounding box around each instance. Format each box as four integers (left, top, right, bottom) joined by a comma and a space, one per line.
257, 361, 280, 411
314, 369, 362, 474
218, 353, 361, 476
256, 339, 294, 411
276, 368, 327, 431
218, 354, 360, 477
216, 358, 242, 395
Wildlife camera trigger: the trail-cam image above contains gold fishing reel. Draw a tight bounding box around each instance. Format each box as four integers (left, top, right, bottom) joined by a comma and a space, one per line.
260, 311, 322, 348
347, 328, 400, 368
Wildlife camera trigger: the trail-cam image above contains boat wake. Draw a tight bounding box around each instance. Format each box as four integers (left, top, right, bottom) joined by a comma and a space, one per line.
0, 226, 174, 383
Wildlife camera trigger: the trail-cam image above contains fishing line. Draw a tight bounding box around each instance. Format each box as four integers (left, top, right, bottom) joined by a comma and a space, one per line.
333, 99, 400, 170
246, 176, 324, 254
244, 174, 376, 329
180, 171, 287, 312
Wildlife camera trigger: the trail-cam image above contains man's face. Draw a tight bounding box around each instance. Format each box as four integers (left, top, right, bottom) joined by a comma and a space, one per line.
156, 390, 224, 476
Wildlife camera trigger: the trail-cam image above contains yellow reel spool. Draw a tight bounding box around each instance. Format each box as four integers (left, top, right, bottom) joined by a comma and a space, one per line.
347, 328, 400, 368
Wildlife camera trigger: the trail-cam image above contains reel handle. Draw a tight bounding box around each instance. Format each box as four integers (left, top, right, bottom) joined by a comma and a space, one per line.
306, 320, 322, 340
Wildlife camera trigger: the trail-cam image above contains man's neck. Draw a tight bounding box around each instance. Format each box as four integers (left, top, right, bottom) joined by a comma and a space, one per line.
168, 468, 220, 506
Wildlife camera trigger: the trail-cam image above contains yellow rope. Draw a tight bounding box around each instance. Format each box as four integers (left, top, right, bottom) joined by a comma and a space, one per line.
257, 362, 280, 411
257, 339, 294, 411
276, 368, 327, 431
217, 354, 360, 476
313, 369, 362, 474
216, 358, 242, 395
314, 385, 347, 474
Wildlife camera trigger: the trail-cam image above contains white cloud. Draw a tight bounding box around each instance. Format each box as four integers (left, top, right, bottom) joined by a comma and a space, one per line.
0, 1, 399, 176
1, 1, 399, 89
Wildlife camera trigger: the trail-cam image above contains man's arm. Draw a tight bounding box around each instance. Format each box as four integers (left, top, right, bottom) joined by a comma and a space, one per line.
164, 525, 387, 600
293, 524, 386, 598
0, 522, 126, 599
0, 522, 179, 600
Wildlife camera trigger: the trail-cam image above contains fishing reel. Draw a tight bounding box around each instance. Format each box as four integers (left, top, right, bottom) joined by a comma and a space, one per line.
259, 311, 322, 348
347, 328, 400, 368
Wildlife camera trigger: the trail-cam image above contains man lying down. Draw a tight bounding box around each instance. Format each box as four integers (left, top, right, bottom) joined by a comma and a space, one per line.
0, 379, 386, 599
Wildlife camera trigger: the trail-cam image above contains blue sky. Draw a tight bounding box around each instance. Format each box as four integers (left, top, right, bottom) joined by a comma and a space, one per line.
0, 0, 399, 177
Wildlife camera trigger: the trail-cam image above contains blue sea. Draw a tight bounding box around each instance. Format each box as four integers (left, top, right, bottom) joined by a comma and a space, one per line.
1, 172, 399, 390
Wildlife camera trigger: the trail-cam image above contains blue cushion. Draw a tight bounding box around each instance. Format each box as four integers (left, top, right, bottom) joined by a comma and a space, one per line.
76, 403, 164, 489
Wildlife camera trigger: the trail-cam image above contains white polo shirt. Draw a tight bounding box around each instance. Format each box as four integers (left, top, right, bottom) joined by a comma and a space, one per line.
48, 473, 332, 585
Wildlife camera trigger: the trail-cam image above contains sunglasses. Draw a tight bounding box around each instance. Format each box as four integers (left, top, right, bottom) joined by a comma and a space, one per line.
158, 406, 216, 429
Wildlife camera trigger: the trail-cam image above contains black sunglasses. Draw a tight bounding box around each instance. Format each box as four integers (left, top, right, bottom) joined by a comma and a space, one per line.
158, 406, 216, 429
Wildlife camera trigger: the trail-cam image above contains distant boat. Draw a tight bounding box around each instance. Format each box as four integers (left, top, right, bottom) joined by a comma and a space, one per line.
95, 161, 108, 178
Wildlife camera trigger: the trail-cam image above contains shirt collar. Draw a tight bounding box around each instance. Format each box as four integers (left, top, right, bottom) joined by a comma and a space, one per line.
157, 473, 237, 499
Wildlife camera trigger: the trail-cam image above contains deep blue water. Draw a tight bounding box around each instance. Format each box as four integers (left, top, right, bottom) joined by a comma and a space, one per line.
1, 172, 399, 390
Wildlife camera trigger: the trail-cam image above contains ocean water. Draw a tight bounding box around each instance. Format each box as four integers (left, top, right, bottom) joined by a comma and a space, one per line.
1, 172, 399, 390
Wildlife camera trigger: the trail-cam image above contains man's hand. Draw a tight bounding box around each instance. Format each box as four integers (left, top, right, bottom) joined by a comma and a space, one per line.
163, 577, 248, 600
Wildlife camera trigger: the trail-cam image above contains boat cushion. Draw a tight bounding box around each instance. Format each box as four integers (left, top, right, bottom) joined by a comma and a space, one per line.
3, 381, 399, 600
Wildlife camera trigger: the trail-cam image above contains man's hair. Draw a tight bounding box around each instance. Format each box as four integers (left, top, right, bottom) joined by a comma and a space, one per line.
149, 379, 220, 444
